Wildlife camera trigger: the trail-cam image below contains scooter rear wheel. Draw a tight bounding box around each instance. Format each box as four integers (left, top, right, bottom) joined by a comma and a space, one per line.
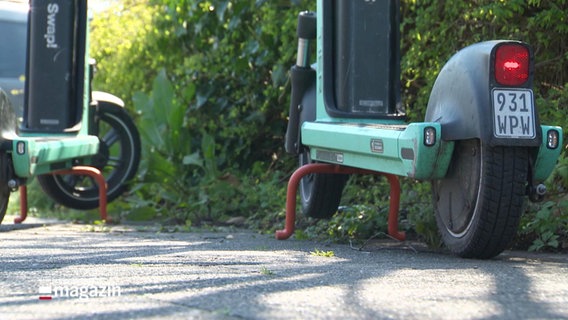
433, 139, 528, 259
37, 103, 141, 210
299, 150, 348, 219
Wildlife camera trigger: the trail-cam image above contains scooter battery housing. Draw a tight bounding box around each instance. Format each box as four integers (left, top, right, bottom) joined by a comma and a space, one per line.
24, 0, 87, 132
332, 0, 400, 116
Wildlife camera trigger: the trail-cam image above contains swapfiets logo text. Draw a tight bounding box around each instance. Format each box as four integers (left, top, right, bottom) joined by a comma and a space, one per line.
44, 3, 59, 49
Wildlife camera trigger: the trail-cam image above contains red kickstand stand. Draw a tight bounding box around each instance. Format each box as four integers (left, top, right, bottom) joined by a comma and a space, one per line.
14, 166, 108, 224
275, 163, 405, 241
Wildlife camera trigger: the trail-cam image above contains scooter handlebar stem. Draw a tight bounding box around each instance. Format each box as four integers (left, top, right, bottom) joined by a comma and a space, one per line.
295, 11, 316, 68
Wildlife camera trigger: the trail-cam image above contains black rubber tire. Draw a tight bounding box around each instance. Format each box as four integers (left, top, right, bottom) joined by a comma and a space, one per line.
0, 90, 15, 224
0, 188, 8, 225
299, 150, 348, 219
0, 155, 11, 224
37, 104, 141, 210
433, 139, 528, 259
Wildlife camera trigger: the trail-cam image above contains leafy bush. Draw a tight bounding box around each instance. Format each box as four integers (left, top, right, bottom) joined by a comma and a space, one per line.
89, 0, 312, 225
127, 69, 289, 225
401, 0, 568, 120
90, 0, 161, 103
163, 0, 314, 170
520, 200, 568, 251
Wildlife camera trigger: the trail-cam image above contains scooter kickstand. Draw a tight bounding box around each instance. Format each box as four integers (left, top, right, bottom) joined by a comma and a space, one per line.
15, 166, 108, 224
276, 163, 405, 241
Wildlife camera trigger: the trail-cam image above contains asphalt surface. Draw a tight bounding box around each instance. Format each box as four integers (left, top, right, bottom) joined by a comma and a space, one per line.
0, 215, 567, 320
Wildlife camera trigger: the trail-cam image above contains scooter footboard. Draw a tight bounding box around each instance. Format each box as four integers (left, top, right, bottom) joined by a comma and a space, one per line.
301, 121, 454, 180
10, 135, 100, 177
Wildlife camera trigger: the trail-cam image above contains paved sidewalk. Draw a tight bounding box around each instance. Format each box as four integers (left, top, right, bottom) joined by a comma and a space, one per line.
0, 217, 567, 320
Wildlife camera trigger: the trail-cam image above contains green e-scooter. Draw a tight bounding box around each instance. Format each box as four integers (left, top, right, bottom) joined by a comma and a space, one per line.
278, 0, 563, 259
0, 0, 140, 224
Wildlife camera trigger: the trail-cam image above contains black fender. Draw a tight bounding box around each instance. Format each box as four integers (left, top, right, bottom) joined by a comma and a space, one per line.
425, 40, 541, 147
285, 66, 316, 154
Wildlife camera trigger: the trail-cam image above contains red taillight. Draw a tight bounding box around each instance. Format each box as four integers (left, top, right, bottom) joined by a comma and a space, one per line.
494, 44, 530, 86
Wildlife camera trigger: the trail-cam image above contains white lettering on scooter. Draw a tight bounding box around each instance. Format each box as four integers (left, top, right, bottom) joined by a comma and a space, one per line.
45, 3, 59, 49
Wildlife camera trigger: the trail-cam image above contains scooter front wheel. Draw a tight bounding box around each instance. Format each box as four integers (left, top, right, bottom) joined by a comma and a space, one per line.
0, 190, 8, 224
37, 103, 141, 210
0, 154, 11, 224
433, 139, 528, 259
299, 150, 348, 219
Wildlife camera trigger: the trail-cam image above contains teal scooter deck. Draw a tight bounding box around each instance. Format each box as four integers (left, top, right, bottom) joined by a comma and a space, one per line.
11, 134, 99, 177
0, 0, 141, 226
303, 122, 561, 182
302, 121, 453, 180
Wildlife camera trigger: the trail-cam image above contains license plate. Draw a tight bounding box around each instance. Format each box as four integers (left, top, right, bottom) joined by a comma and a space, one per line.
492, 89, 536, 139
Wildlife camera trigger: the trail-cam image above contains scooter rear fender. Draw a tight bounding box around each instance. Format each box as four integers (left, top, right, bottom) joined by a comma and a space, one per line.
425, 40, 542, 147
426, 40, 562, 183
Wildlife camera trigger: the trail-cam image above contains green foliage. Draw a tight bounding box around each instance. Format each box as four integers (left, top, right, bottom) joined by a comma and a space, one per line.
310, 249, 335, 257
305, 204, 388, 241
399, 181, 442, 248
518, 151, 568, 252
90, 0, 162, 102
294, 178, 443, 247
131, 70, 288, 224
259, 266, 275, 276
139, 0, 314, 171
401, 0, 568, 123
90, 0, 313, 226
521, 200, 568, 251
131, 69, 193, 220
